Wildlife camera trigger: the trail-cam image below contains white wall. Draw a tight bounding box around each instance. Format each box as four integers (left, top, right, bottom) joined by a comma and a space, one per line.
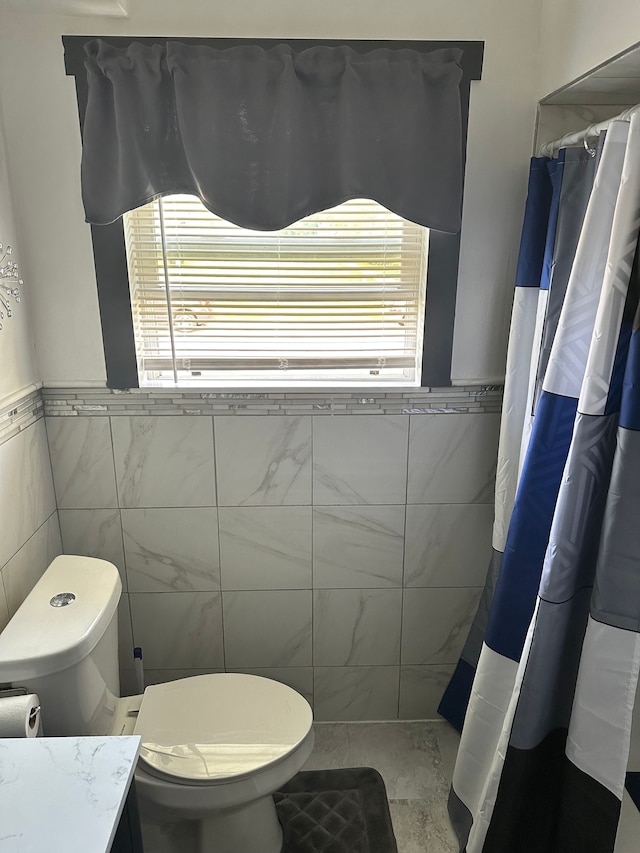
538, 0, 640, 99
0, 0, 542, 387
0, 95, 37, 402
0, 81, 60, 636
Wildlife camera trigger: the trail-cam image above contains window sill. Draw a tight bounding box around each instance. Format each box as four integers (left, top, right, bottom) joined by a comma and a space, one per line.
41, 385, 503, 418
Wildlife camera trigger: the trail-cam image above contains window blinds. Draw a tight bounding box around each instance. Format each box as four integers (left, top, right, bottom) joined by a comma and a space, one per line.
124, 195, 428, 385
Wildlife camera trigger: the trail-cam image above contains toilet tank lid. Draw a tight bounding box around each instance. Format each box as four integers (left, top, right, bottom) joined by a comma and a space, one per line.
0, 555, 122, 681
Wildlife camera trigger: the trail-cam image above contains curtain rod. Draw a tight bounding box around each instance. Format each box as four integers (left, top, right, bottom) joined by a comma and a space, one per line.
538, 103, 640, 157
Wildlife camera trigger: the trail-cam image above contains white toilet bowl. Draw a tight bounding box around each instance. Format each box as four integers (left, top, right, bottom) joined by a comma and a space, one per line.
123, 672, 314, 853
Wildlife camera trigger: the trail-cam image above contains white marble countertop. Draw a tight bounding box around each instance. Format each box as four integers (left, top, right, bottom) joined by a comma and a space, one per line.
0, 736, 140, 852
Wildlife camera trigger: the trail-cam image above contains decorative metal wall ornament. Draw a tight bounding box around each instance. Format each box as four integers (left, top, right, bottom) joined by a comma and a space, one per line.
0, 243, 22, 330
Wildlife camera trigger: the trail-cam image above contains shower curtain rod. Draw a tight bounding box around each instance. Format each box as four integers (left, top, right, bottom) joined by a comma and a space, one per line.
538, 102, 640, 157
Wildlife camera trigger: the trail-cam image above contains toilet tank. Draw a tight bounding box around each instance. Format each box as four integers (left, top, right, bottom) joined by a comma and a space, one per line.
0, 555, 122, 737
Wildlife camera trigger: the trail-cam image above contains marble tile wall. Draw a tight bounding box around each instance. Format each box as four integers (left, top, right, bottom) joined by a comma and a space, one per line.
45, 402, 499, 720
0, 414, 62, 633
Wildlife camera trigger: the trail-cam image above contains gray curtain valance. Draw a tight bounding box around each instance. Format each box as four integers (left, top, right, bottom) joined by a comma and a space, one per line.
81, 40, 464, 232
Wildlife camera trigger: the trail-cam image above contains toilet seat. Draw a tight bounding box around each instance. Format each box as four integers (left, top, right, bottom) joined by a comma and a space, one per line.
133, 673, 313, 786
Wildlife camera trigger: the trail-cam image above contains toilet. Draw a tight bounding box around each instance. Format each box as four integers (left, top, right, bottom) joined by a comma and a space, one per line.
0, 555, 314, 853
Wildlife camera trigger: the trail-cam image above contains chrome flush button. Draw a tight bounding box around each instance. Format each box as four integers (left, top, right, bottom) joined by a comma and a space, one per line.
50, 592, 76, 607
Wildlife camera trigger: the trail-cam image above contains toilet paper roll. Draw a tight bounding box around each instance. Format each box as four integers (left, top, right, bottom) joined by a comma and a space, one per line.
0, 694, 42, 737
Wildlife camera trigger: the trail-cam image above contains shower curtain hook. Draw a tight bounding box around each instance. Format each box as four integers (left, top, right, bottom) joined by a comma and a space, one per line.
584, 129, 597, 158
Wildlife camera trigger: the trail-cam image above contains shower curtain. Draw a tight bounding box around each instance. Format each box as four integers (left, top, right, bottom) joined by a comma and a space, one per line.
438, 113, 640, 852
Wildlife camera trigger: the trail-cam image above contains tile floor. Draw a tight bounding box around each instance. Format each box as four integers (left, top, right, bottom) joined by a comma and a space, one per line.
139, 719, 461, 853
309, 721, 640, 853
303, 720, 460, 853
304, 721, 640, 853
140, 718, 640, 852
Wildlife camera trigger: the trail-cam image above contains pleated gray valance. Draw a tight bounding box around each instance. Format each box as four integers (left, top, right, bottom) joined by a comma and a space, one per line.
81, 40, 464, 232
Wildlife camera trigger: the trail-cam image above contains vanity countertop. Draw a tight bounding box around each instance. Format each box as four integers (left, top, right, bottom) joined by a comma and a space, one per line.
0, 735, 140, 852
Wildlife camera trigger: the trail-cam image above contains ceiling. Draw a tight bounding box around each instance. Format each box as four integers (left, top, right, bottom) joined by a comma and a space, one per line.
1, 0, 129, 16
542, 41, 640, 106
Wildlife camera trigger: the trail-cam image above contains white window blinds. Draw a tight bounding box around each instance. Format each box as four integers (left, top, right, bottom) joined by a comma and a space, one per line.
124, 195, 428, 386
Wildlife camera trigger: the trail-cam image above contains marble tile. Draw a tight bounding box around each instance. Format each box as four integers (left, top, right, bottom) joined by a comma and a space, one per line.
347, 721, 449, 800
616, 791, 640, 853
403, 504, 493, 587
399, 665, 456, 719
117, 594, 135, 670
143, 668, 224, 686
0, 420, 56, 566
303, 720, 461, 805
407, 413, 500, 504
3, 512, 62, 615
313, 588, 402, 666
129, 592, 224, 669
119, 668, 139, 697
434, 720, 461, 784
301, 723, 351, 772
313, 505, 405, 588
215, 416, 311, 506
122, 508, 220, 592
46, 416, 117, 509
0, 578, 9, 632
58, 508, 126, 589
222, 590, 312, 667
112, 416, 216, 508
401, 588, 482, 665
219, 506, 312, 589
313, 666, 399, 721
389, 797, 458, 853
226, 667, 314, 705
313, 415, 409, 505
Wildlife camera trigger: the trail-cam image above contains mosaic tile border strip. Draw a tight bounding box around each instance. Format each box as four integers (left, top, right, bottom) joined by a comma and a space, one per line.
42, 385, 503, 417
0, 388, 44, 447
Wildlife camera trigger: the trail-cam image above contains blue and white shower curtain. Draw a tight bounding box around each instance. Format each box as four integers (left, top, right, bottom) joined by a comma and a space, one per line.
438, 114, 640, 852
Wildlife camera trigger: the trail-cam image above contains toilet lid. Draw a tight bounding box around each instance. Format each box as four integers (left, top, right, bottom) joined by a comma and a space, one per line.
133, 674, 313, 784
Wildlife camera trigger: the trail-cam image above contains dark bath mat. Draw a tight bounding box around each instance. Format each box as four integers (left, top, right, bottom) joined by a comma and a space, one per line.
274, 767, 398, 853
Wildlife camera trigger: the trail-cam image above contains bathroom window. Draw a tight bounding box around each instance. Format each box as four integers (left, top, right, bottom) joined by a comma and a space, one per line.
64, 35, 484, 389
124, 196, 429, 387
